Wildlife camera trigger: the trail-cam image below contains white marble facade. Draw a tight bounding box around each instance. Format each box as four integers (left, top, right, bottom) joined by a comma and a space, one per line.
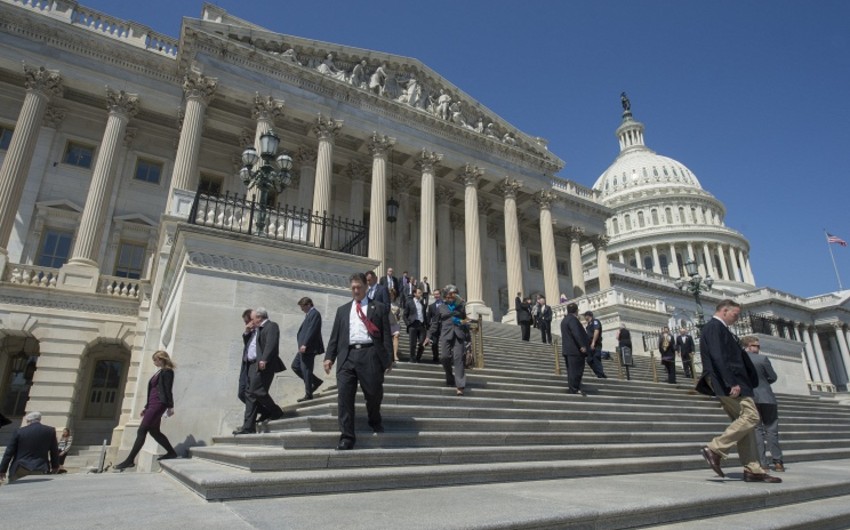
0, 1, 848, 467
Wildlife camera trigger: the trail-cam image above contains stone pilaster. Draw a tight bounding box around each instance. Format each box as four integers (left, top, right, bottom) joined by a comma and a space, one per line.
568, 226, 585, 297
435, 184, 455, 287
716, 244, 729, 281
703, 242, 715, 278
593, 235, 611, 291
345, 161, 368, 224
497, 177, 523, 322
311, 114, 343, 247
728, 245, 742, 282
458, 165, 490, 318
832, 323, 850, 383
168, 72, 217, 215
295, 146, 317, 209
367, 133, 394, 276
798, 325, 822, 382
651, 245, 662, 274
61, 88, 138, 291
737, 249, 750, 284
745, 255, 756, 285
810, 327, 831, 384
416, 149, 442, 288
668, 243, 680, 278
0, 65, 63, 262
533, 190, 559, 304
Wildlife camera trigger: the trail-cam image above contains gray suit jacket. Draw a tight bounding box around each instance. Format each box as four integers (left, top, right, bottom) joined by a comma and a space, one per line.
748, 352, 778, 405
428, 301, 468, 345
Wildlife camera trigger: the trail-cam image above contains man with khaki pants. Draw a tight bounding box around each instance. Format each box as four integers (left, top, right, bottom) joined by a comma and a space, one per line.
696, 299, 782, 483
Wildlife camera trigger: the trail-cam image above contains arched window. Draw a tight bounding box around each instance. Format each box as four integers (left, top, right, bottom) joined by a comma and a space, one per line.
643, 255, 654, 271
86, 360, 125, 418
624, 214, 632, 230
638, 211, 646, 228
651, 209, 659, 225
664, 207, 672, 224
629, 259, 637, 268
678, 207, 686, 224
660, 255, 669, 275
611, 218, 619, 235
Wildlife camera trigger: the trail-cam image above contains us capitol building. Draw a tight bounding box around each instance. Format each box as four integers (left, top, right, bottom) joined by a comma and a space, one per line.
1, 0, 848, 464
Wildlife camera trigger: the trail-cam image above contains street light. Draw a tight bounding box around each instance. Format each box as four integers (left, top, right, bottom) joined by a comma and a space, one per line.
239, 129, 293, 235
675, 258, 713, 328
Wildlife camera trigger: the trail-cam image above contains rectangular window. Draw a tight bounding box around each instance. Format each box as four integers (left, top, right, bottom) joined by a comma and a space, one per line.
37, 229, 73, 268
497, 244, 507, 263
528, 252, 542, 271
198, 174, 223, 195
557, 260, 569, 276
114, 242, 146, 279
62, 141, 95, 168
134, 158, 162, 184
0, 126, 13, 150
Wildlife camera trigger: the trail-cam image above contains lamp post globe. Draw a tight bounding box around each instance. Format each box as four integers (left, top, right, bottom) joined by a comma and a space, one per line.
239, 129, 292, 235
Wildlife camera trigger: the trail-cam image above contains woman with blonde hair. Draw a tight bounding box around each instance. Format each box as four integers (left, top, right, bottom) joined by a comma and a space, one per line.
115, 351, 177, 470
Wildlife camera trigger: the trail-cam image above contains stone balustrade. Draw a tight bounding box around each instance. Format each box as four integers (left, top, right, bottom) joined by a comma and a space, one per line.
98, 275, 144, 298
6, 263, 59, 288
550, 176, 600, 201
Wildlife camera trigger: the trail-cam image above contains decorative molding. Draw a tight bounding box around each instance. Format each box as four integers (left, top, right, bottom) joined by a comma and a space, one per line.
367, 132, 395, 157
105, 86, 140, 118
295, 146, 317, 167
458, 164, 483, 187
591, 234, 610, 250
566, 226, 585, 241
239, 127, 254, 149
414, 149, 442, 173
495, 177, 523, 199
0, 294, 140, 317
450, 211, 464, 230
312, 113, 343, 141
22, 63, 63, 98
478, 197, 493, 213
252, 92, 284, 121
184, 251, 350, 289
42, 105, 66, 128
533, 190, 556, 210
345, 160, 368, 182
435, 184, 455, 205
123, 127, 138, 148
487, 221, 500, 238
182, 71, 218, 104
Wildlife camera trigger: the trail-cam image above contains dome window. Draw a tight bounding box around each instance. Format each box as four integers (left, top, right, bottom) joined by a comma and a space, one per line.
638, 211, 646, 228
651, 209, 659, 225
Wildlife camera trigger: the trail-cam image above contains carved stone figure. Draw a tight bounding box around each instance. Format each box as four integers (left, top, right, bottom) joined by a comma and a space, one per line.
449, 101, 467, 126
317, 53, 346, 81
485, 122, 499, 138
399, 76, 421, 107
350, 59, 368, 89
369, 62, 388, 96
280, 48, 301, 65
434, 89, 451, 120
503, 132, 517, 145
621, 91, 631, 111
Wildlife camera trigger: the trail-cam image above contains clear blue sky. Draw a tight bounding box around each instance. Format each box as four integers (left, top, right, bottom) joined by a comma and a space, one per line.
80, 0, 850, 297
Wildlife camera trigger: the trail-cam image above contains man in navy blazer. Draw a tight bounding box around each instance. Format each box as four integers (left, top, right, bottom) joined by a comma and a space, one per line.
1, 411, 59, 483
365, 270, 390, 305
560, 303, 590, 395
324, 272, 393, 450
698, 299, 781, 483
234, 308, 286, 434
292, 297, 325, 403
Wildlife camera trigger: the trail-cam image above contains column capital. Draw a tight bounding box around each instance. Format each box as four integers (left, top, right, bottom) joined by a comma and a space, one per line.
458, 164, 483, 187
367, 132, 395, 157
22, 63, 63, 98
478, 197, 492, 213
345, 160, 369, 182
42, 105, 66, 128
313, 113, 343, 141
435, 184, 455, 204
182, 72, 218, 104
591, 234, 610, 250
294, 146, 317, 168
105, 86, 140, 118
495, 177, 523, 199
239, 127, 254, 148
414, 149, 443, 172
829, 321, 845, 331
395, 173, 414, 190
566, 226, 585, 241
533, 190, 556, 210
252, 92, 284, 121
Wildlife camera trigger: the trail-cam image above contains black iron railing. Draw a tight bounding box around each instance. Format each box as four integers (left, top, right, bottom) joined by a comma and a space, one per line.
188, 191, 368, 257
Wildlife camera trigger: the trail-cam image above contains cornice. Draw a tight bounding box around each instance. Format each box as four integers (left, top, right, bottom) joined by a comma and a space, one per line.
0, 288, 140, 317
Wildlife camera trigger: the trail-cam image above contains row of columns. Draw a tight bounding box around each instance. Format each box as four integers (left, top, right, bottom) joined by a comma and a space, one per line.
615, 241, 754, 284
794, 322, 850, 386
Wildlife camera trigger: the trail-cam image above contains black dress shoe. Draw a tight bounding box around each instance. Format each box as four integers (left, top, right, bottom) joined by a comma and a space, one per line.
311, 380, 324, 393
371, 424, 385, 433
336, 439, 354, 450
743, 470, 782, 483
157, 452, 178, 461
268, 410, 285, 421
701, 446, 725, 477
297, 394, 313, 403
114, 460, 135, 471
232, 428, 256, 435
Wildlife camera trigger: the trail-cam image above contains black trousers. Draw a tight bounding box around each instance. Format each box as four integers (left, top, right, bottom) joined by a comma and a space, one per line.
408, 321, 426, 361
540, 320, 552, 344
586, 346, 606, 377
520, 322, 531, 341
662, 359, 677, 384
680, 352, 693, 378
336, 346, 385, 444
564, 354, 586, 393
291, 352, 323, 398
238, 361, 269, 418
241, 361, 283, 430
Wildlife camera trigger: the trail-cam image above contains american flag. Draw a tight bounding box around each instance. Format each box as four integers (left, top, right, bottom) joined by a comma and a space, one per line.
827, 233, 848, 247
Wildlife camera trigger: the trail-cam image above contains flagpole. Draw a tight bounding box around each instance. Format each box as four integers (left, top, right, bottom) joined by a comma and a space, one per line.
825, 230, 844, 290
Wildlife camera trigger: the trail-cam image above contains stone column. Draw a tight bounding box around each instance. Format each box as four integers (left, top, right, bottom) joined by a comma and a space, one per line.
367, 133, 394, 276
295, 147, 317, 209
416, 150, 442, 288
0, 65, 63, 271
668, 244, 680, 278
618, 252, 625, 264
450, 211, 465, 286
533, 191, 558, 304
167, 72, 217, 215
811, 327, 831, 384
498, 177, 523, 322
345, 162, 367, 224
745, 255, 756, 285
478, 197, 492, 305
799, 325, 823, 382
793, 325, 816, 381
394, 175, 413, 273
593, 235, 611, 291
633, 248, 642, 269
252, 93, 283, 147
311, 114, 343, 248
737, 249, 750, 284
435, 184, 455, 288
651, 245, 662, 274
832, 324, 850, 383
568, 226, 585, 297
728, 245, 742, 281
459, 165, 490, 318
703, 242, 715, 278
716, 244, 730, 281
62, 88, 139, 291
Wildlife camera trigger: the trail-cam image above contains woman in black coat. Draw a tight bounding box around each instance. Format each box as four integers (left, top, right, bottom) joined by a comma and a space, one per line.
115, 351, 177, 470
658, 326, 677, 384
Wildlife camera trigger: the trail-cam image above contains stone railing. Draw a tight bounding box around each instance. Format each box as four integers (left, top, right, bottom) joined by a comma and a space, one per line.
550, 176, 601, 202
98, 275, 144, 299
736, 286, 844, 309
553, 287, 667, 320
5, 263, 60, 288
5, 0, 179, 57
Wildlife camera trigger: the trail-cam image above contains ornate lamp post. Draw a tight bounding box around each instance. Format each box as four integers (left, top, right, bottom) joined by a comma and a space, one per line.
239, 129, 293, 235
675, 258, 713, 328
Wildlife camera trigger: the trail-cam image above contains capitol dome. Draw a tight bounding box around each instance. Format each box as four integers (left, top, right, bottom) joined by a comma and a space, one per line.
585, 99, 756, 292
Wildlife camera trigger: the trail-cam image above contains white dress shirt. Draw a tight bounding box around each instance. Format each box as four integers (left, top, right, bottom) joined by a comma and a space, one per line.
349, 298, 372, 344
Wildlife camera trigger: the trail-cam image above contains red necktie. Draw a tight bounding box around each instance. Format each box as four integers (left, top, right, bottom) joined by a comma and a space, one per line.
356, 301, 379, 337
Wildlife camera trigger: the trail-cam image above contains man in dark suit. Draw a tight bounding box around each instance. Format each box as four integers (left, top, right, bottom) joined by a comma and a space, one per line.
404, 287, 428, 363
538, 296, 553, 344
698, 299, 781, 483
365, 270, 390, 305
234, 308, 286, 435
515, 293, 532, 341
583, 311, 607, 378
426, 289, 443, 363
420, 276, 432, 306
291, 297, 325, 403
743, 335, 785, 472
676, 327, 696, 378
324, 272, 393, 450
560, 303, 590, 395
379, 267, 399, 295
1, 411, 59, 483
